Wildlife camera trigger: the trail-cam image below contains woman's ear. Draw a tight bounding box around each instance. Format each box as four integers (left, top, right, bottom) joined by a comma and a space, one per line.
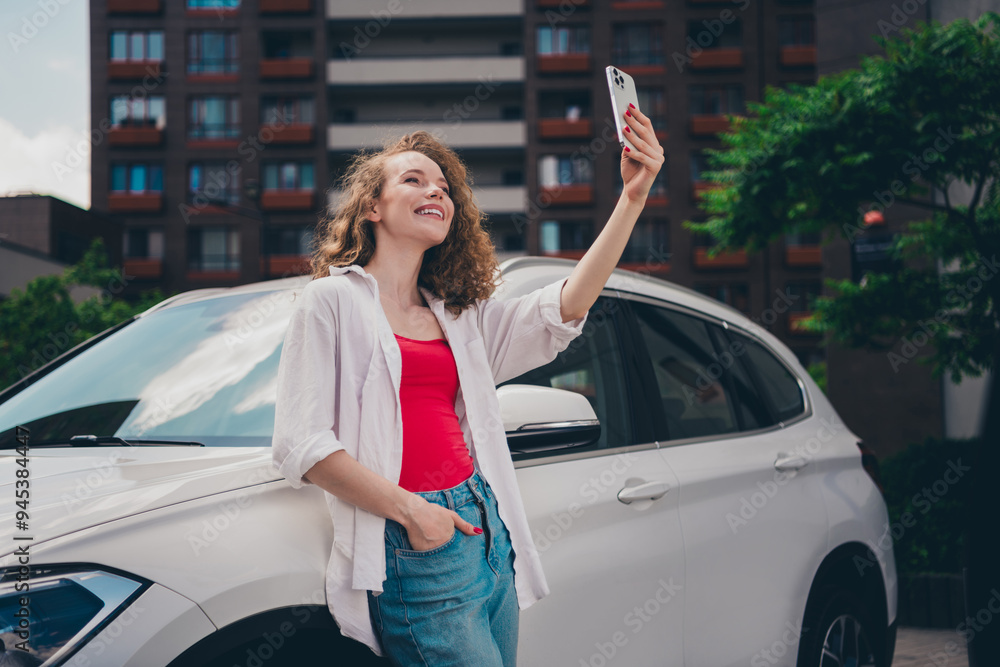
366, 198, 381, 224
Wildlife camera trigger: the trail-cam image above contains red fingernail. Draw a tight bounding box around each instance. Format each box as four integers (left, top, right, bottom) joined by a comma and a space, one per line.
625, 126, 631, 133
624, 146, 631, 152
474, 527, 483, 534
625, 110, 631, 117
628, 103, 635, 109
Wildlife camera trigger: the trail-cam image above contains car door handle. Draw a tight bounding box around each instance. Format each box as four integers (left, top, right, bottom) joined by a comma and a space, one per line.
774, 452, 809, 472
617, 480, 672, 505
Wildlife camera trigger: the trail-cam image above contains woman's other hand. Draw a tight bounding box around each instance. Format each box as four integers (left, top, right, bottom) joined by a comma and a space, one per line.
620, 103, 665, 203
403, 496, 482, 551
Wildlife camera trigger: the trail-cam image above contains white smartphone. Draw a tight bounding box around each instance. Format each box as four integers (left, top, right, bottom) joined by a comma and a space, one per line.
605, 65, 641, 153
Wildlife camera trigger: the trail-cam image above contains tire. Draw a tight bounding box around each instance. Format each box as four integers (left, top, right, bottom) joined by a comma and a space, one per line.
796, 586, 884, 667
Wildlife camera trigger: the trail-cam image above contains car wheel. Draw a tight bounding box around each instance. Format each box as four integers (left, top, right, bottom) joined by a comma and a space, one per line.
797, 586, 882, 667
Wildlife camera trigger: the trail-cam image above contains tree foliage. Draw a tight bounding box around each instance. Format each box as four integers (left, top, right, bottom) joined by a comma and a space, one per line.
0, 237, 173, 391
685, 13, 1000, 383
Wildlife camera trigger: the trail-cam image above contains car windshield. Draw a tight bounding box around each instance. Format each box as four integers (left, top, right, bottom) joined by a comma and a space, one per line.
0, 289, 301, 448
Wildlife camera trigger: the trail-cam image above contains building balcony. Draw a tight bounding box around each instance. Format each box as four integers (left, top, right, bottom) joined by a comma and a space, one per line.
263, 254, 311, 276
645, 193, 669, 208
538, 118, 593, 140
691, 180, 720, 201
539, 0, 588, 6
328, 0, 521, 17
328, 121, 525, 151
260, 123, 314, 144
260, 58, 314, 79
537, 53, 591, 74
108, 193, 163, 213
690, 114, 732, 136
261, 190, 315, 211
107, 0, 161, 13
611, 1, 665, 9
690, 48, 744, 70
123, 258, 163, 278
787, 312, 816, 334
328, 185, 525, 214
108, 126, 163, 147
538, 184, 593, 206
261, 0, 311, 13
780, 45, 817, 66
187, 269, 241, 282
328, 56, 524, 85
108, 60, 163, 80
618, 63, 666, 76
785, 245, 823, 267
693, 247, 748, 270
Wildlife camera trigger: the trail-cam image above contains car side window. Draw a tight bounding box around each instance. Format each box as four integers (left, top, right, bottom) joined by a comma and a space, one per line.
630, 300, 741, 440
730, 331, 806, 422
498, 296, 632, 451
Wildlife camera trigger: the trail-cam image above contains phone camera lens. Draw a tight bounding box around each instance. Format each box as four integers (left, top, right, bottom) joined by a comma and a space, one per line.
613, 68, 618, 75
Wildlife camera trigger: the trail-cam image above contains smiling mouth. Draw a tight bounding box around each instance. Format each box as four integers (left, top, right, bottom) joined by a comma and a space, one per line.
415, 208, 445, 219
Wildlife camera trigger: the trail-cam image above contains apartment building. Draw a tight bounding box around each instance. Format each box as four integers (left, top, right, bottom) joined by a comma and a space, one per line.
90, 0, 822, 368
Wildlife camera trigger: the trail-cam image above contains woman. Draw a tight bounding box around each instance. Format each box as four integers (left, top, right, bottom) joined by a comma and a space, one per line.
271, 104, 663, 666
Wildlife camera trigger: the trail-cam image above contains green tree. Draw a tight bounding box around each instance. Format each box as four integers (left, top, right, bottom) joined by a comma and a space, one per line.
0, 237, 174, 390
686, 13, 1000, 384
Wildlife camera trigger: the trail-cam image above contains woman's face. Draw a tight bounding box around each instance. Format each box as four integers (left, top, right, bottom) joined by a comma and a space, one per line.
368, 151, 454, 246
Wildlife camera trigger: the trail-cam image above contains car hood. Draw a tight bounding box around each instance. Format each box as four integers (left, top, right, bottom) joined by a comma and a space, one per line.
0, 447, 281, 556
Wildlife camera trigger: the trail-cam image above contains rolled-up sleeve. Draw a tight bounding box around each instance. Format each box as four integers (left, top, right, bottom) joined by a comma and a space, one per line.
475, 276, 589, 386
271, 281, 345, 489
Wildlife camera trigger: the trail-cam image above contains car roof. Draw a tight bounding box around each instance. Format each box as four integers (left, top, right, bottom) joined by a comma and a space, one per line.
140, 256, 766, 338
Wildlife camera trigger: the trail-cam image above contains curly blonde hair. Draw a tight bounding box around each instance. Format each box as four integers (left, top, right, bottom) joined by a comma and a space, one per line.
310, 130, 501, 318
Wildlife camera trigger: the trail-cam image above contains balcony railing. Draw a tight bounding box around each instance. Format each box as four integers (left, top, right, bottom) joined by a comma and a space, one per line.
690, 48, 743, 70
538, 118, 593, 140
261, 0, 311, 12
537, 53, 591, 74
780, 45, 817, 66
108, 192, 163, 213
693, 247, 748, 269
689, 115, 732, 136
261, 190, 315, 211
123, 258, 163, 278
260, 123, 314, 144
107, 0, 161, 13
538, 184, 593, 206
260, 58, 314, 79
785, 245, 822, 267
108, 60, 163, 80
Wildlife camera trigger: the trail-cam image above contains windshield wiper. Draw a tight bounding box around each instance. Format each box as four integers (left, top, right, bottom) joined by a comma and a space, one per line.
21, 435, 206, 448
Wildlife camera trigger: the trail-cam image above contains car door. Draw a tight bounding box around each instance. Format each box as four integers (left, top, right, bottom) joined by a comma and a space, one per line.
500, 293, 685, 667
624, 295, 831, 667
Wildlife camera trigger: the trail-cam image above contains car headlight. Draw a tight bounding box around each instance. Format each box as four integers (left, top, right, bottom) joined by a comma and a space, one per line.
0, 565, 148, 666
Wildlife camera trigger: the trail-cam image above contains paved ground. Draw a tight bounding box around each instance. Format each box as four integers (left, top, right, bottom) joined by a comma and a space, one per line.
892, 626, 968, 667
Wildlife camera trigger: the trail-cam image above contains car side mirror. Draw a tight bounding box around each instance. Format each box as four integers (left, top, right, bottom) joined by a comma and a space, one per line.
497, 384, 601, 455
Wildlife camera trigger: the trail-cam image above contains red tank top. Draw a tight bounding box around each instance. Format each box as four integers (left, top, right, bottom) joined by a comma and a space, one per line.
394, 333, 475, 493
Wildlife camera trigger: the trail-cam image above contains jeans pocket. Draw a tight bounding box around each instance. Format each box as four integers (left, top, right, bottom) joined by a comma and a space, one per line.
395, 526, 460, 558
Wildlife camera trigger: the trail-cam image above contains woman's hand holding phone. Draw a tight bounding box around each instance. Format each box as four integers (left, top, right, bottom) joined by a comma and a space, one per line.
619, 103, 665, 203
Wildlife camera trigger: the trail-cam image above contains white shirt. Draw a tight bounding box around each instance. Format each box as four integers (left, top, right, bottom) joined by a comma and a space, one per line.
271, 263, 588, 656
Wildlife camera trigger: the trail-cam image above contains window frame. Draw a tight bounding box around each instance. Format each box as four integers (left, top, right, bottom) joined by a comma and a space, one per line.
616, 291, 811, 448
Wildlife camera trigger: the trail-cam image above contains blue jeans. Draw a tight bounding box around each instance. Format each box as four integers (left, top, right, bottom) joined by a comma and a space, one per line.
367, 469, 519, 667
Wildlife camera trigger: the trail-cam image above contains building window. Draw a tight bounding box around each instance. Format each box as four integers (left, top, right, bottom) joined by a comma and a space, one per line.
623, 218, 670, 264
786, 282, 821, 312
111, 163, 163, 193
188, 226, 241, 272
785, 230, 822, 246
540, 220, 591, 252
262, 161, 315, 191
537, 25, 590, 54
111, 96, 166, 128
689, 84, 744, 115
538, 155, 593, 187
188, 31, 240, 75
187, 0, 240, 8
262, 31, 313, 58
694, 282, 750, 315
612, 24, 664, 66
189, 96, 241, 139
778, 16, 815, 46
261, 97, 315, 125
686, 19, 742, 49
636, 87, 666, 131
690, 151, 711, 182
124, 228, 165, 259
110, 30, 163, 61
539, 90, 591, 119
267, 226, 314, 255
189, 162, 241, 206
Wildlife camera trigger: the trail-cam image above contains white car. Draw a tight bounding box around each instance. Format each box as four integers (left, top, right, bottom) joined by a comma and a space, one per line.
0, 257, 897, 667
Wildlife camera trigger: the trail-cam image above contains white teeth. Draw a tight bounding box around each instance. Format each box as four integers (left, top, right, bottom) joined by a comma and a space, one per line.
415, 208, 443, 219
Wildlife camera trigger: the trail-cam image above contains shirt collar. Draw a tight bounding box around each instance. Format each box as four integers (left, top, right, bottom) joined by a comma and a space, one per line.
329, 263, 444, 313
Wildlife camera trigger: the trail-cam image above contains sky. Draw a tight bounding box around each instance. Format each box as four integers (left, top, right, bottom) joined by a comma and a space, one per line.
0, 0, 90, 210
